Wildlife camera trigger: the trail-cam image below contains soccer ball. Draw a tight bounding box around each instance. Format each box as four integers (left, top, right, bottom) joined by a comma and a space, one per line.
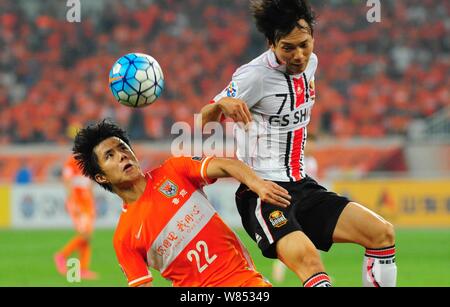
108, 53, 164, 108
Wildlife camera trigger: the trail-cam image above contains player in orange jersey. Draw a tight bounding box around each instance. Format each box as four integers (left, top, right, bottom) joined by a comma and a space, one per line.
54, 155, 98, 280
72, 120, 291, 287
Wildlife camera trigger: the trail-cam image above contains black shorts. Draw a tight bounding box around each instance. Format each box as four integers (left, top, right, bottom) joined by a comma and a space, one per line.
235, 176, 349, 259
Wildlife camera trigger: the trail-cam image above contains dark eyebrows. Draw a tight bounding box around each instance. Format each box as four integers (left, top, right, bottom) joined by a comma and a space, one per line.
103, 148, 113, 159
103, 143, 121, 158
281, 39, 309, 47
102, 140, 130, 160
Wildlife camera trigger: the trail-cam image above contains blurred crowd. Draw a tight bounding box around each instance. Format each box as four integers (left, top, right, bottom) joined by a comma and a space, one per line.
313, 0, 449, 138
0, 0, 448, 144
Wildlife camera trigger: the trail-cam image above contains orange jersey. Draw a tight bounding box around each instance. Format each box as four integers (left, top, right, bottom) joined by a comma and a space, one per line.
63, 155, 95, 214
113, 156, 269, 287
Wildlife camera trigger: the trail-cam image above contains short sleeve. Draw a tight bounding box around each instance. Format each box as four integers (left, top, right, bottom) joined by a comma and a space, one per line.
305, 53, 317, 100
305, 53, 318, 80
114, 239, 153, 287
212, 65, 264, 109
168, 156, 217, 188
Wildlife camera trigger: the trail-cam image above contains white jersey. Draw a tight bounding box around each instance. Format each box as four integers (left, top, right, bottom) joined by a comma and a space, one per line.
213, 50, 317, 182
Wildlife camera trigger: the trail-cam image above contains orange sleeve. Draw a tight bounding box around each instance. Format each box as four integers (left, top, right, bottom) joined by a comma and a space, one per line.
114, 240, 153, 287
169, 156, 217, 188
62, 158, 75, 181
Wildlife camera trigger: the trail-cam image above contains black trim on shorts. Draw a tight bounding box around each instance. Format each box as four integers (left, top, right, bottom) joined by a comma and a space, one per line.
235, 176, 350, 259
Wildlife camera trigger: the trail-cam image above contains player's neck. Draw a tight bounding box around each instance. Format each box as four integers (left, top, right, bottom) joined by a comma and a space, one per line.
115, 174, 148, 204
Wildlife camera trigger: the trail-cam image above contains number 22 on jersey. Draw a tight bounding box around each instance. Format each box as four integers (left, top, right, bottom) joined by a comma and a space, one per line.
187, 240, 218, 273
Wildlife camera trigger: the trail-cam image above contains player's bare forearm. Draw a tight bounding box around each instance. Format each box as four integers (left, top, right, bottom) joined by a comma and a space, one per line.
206, 157, 256, 184
199, 103, 223, 128
206, 158, 291, 207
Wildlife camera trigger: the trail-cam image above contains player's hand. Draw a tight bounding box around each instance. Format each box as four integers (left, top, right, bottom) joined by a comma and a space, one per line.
217, 97, 252, 126
251, 180, 291, 208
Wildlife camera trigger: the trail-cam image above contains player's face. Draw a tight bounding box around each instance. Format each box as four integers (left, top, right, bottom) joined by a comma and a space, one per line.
93, 137, 142, 187
271, 19, 314, 75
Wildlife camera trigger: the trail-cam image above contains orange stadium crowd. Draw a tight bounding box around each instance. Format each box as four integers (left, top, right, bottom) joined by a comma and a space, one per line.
0, 0, 447, 181
1, 0, 448, 144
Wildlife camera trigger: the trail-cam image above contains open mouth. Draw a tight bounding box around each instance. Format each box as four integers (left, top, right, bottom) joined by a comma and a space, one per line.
123, 163, 133, 171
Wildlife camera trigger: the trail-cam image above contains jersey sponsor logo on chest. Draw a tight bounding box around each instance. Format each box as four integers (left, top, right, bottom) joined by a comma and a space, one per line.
147, 191, 216, 272
152, 202, 208, 265
267, 103, 313, 128
263, 76, 314, 128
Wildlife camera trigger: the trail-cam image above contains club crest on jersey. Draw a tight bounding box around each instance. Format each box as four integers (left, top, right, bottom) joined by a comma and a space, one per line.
296, 84, 303, 96
269, 210, 287, 228
226, 81, 238, 98
159, 180, 178, 198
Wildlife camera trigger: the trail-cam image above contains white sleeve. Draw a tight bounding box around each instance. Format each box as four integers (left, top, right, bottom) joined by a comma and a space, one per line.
305, 53, 318, 80
212, 65, 264, 109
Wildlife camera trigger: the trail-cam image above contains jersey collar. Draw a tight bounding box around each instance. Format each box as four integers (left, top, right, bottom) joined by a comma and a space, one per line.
121, 172, 152, 213
267, 49, 308, 77
267, 49, 287, 73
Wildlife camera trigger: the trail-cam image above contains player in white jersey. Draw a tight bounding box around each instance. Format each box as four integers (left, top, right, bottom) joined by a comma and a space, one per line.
200, 0, 397, 287
272, 134, 318, 284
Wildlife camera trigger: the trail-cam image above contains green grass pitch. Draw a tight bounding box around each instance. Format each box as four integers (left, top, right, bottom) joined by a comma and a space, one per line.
0, 228, 449, 287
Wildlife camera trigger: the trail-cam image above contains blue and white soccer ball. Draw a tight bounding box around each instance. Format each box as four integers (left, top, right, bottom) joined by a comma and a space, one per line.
109, 53, 164, 108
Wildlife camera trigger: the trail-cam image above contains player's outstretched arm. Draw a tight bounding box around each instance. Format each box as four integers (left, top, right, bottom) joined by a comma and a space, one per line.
206, 158, 291, 208
199, 97, 252, 128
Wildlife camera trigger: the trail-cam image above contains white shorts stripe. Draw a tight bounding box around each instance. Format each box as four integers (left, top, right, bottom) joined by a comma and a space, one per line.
255, 198, 274, 244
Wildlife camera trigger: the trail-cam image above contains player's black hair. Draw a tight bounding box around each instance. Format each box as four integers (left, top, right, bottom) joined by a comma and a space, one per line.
250, 0, 316, 45
72, 119, 132, 192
